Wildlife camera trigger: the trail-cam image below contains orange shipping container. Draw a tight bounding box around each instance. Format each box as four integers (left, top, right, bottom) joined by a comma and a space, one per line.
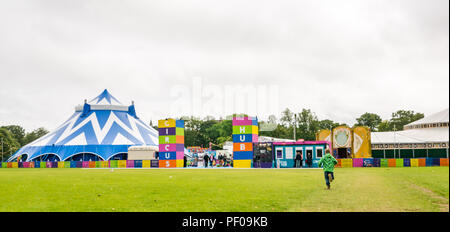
89, 161, 96, 168
176, 135, 184, 144
233, 142, 253, 152
159, 160, 176, 168
336, 159, 342, 168
418, 158, 426, 167
388, 159, 396, 167
440, 158, 449, 166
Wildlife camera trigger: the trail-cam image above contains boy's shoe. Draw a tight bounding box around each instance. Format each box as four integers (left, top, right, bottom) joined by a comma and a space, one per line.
328, 173, 333, 183
327, 185, 330, 190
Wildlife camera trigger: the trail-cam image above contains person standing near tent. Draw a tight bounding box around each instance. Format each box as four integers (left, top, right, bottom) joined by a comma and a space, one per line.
318, 149, 338, 190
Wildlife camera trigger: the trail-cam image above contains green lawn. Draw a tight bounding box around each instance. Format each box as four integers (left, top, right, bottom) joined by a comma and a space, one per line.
0, 167, 448, 212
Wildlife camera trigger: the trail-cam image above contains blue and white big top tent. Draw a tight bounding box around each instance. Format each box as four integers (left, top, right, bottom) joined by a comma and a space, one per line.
9, 90, 159, 162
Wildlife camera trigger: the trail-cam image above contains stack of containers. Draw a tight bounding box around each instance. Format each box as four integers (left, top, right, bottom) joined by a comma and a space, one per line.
158, 119, 185, 168
232, 115, 258, 168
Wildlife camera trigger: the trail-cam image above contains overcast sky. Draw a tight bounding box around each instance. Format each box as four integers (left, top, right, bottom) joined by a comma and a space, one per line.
0, 0, 448, 132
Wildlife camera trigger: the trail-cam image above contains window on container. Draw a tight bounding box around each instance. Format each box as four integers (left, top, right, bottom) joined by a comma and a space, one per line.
316, 147, 323, 158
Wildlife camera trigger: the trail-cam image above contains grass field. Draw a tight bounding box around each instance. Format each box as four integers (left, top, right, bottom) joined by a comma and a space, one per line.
0, 167, 448, 212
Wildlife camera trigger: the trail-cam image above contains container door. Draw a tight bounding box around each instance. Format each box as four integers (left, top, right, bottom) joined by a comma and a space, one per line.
305, 147, 313, 167
294, 147, 303, 168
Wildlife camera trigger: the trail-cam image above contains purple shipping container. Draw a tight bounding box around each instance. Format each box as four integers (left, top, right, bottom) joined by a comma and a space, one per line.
151, 160, 159, 168
353, 158, 363, 167
373, 158, 381, 167
259, 162, 272, 168
176, 143, 184, 152
76, 161, 83, 168
158, 127, 176, 136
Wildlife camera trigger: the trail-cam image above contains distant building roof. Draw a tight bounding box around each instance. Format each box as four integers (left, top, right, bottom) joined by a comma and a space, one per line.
404, 108, 449, 130
372, 109, 449, 144
371, 127, 448, 144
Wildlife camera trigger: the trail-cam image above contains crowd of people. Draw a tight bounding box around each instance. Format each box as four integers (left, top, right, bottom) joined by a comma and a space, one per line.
186, 153, 232, 168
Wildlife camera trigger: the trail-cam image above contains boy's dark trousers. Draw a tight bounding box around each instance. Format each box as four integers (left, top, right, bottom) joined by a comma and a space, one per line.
324, 171, 335, 186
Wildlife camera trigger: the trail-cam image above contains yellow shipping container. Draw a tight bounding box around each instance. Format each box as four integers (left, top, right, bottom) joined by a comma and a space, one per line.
176, 159, 184, 168
252, 126, 258, 134
234, 160, 252, 168
410, 159, 419, 167
142, 160, 151, 168
158, 119, 176, 128
118, 160, 127, 168
342, 159, 353, 168
101, 161, 109, 168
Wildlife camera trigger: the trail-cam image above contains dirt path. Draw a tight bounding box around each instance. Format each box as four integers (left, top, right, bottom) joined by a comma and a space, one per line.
409, 184, 449, 212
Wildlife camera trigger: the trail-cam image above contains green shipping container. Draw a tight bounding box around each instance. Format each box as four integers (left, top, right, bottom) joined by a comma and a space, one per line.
110, 160, 118, 168
176, 127, 184, 136
159, 135, 176, 144
64, 161, 71, 168
395, 159, 404, 167
96, 161, 101, 168
1, 162, 6, 168
380, 159, 388, 167
232, 125, 252, 134
40, 162, 47, 168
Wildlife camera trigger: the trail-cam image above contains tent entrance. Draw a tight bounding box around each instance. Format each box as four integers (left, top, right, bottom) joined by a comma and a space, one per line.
337, 148, 350, 158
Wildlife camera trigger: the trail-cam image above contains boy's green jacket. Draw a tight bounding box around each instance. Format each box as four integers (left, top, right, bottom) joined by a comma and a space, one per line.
318, 153, 338, 172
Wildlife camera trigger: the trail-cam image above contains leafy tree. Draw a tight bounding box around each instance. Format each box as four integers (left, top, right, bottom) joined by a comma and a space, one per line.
23, 127, 49, 145
390, 110, 424, 130
355, 113, 382, 131
280, 108, 294, 127
377, 120, 392, 132
0, 128, 21, 161
0, 125, 26, 146
295, 109, 319, 141
317, 119, 340, 131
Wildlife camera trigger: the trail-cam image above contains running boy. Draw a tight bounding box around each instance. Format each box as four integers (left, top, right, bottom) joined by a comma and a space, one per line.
318, 148, 338, 189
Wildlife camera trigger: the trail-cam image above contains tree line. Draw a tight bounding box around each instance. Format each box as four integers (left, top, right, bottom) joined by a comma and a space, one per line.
1, 109, 423, 161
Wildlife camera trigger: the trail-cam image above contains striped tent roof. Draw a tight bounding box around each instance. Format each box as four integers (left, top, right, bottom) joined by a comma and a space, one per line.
9, 90, 158, 161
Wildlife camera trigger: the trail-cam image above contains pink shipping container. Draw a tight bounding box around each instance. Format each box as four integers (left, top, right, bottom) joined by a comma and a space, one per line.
176, 151, 184, 159
232, 117, 253, 126
126, 160, 134, 168
82, 161, 90, 168
46, 162, 52, 168
23, 162, 30, 168
159, 144, 177, 152
352, 158, 363, 167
